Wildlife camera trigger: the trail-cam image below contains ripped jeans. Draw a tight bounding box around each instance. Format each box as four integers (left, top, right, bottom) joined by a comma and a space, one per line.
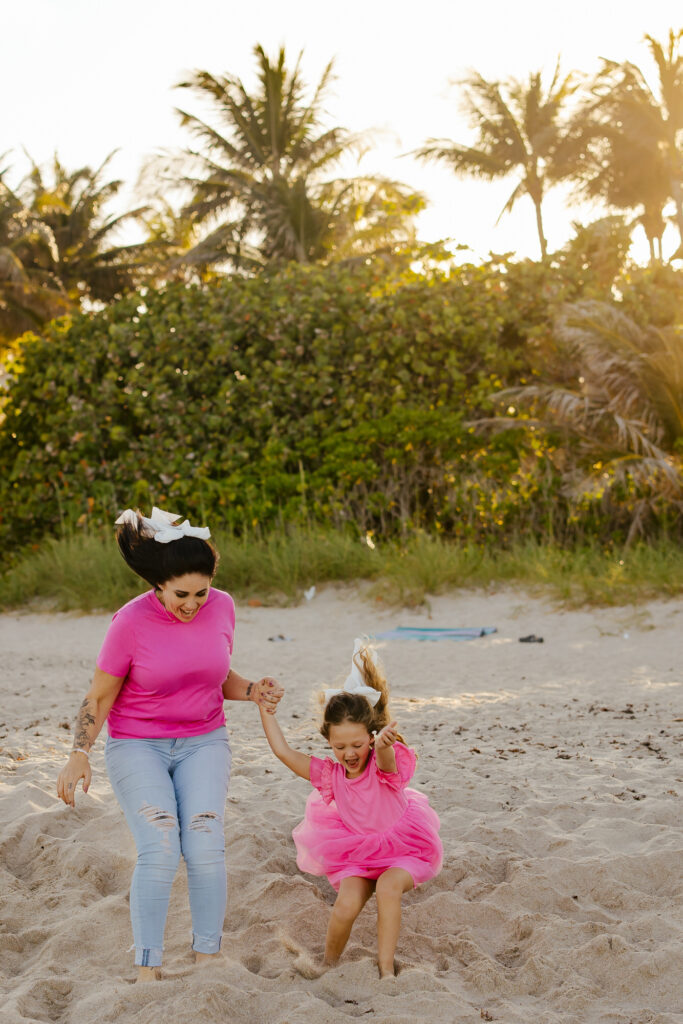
105, 727, 231, 967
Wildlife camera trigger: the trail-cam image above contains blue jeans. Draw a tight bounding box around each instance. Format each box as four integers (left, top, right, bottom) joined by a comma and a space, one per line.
105, 727, 231, 967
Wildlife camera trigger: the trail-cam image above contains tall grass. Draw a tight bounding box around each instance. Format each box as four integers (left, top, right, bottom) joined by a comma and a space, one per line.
0, 534, 148, 612
0, 528, 379, 612
212, 528, 377, 602
2, 528, 682, 613
371, 535, 683, 607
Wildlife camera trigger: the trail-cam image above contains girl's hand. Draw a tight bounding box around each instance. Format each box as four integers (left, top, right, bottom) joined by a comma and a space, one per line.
374, 721, 398, 750
56, 752, 91, 807
250, 677, 284, 714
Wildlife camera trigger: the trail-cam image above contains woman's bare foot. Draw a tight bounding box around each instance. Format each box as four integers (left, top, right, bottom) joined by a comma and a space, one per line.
136, 966, 161, 983
378, 962, 396, 979
194, 951, 221, 967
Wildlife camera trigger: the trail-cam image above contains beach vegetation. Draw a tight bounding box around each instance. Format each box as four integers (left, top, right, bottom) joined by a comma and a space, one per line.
479, 299, 683, 543
569, 29, 683, 262
1, 252, 681, 570
1, 31, 682, 610
0, 164, 71, 342
414, 63, 585, 260
2, 527, 682, 612
0, 152, 167, 347
161, 45, 424, 273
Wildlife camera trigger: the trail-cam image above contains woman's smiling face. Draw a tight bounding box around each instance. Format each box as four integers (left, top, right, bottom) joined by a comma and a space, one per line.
327, 720, 374, 778
156, 573, 211, 622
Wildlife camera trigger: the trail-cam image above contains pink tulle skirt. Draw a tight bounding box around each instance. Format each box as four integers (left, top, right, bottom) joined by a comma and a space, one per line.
292, 789, 443, 891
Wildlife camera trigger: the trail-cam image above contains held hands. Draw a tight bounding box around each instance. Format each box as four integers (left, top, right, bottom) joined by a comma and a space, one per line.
374, 721, 399, 750
56, 752, 91, 807
250, 677, 284, 715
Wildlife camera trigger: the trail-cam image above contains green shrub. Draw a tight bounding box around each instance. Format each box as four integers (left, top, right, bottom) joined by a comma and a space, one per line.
1, 254, 681, 563
0, 259, 532, 555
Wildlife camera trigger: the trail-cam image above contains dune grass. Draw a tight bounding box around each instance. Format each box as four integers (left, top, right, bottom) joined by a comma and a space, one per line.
1, 528, 682, 613
0, 529, 378, 613
369, 535, 683, 608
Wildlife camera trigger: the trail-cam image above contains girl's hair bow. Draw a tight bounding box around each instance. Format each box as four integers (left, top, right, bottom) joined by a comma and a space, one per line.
115, 506, 211, 544
324, 638, 381, 707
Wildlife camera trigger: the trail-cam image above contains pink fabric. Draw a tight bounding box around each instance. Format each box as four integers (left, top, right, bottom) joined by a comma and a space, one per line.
97, 588, 235, 739
293, 743, 442, 890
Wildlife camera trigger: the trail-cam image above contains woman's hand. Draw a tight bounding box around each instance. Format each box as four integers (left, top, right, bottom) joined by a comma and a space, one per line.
55, 671, 123, 808
374, 721, 399, 750
56, 752, 91, 807
249, 677, 284, 714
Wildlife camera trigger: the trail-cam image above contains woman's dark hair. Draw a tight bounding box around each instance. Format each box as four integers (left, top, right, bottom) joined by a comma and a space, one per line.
116, 512, 219, 588
320, 646, 405, 743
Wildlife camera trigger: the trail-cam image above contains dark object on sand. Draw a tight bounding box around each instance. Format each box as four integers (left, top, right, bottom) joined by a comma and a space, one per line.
518, 634, 544, 643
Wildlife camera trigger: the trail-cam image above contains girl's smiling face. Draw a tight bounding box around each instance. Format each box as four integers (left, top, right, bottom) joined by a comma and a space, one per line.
156, 573, 211, 622
327, 720, 373, 778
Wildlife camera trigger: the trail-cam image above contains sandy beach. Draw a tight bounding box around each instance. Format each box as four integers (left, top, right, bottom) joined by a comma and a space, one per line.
1, 586, 682, 1024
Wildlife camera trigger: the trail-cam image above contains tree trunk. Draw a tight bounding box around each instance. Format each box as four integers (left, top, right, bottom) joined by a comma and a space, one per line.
669, 175, 683, 259
533, 198, 547, 260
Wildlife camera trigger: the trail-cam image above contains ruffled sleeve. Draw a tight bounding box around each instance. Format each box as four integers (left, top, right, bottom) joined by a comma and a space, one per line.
308, 755, 336, 804
375, 742, 417, 790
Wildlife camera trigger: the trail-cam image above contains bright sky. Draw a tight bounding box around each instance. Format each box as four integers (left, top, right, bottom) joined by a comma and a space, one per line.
3, 0, 681, 262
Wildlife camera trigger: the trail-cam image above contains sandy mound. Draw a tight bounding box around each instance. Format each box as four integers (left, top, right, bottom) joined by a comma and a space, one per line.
1, 587, 681, 1023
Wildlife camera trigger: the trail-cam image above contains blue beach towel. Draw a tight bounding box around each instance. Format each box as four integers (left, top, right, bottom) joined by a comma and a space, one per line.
372, 626, 497, 642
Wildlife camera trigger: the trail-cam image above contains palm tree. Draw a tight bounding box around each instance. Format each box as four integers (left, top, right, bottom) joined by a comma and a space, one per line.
137, 200, 215, 283
483, 300, 683, 540
580, 30, 683, 260
415, 64, 581, 259
18, 152, 161, 303
567, 107, 671, 263
0, 163, 69, 343
170, 45, 423, 269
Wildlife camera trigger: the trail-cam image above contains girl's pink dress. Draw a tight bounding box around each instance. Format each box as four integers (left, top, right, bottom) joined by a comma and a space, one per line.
292, 742, 442, 890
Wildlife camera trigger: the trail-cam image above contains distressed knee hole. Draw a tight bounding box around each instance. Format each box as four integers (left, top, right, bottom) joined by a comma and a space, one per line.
138, 802, 178, 830
138, 802, 178, 853
189, 811, 220, 833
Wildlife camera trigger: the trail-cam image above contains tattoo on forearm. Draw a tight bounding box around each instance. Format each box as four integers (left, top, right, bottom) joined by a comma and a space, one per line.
245, 682, 254, 699
74, 698, 96, 751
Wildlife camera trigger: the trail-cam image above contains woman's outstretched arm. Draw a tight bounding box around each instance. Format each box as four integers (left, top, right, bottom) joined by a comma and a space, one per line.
222, 669, 283, 714
259, 705, 311, 780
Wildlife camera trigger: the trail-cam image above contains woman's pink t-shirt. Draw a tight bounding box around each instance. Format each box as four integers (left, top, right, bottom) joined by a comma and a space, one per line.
97, 588, 235, 739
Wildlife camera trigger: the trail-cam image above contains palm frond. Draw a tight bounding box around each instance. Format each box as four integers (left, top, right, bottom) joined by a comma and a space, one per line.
167, 45, 418, 266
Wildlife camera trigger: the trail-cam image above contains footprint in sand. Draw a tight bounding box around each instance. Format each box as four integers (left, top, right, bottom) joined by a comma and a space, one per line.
0, 926, 51, 959
243, 953, 262, 975
16, 978, 73, 1022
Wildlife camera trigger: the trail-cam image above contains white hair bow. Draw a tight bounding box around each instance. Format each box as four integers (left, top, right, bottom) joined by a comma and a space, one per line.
324, 638, 381, 707
115, 506, 211, 544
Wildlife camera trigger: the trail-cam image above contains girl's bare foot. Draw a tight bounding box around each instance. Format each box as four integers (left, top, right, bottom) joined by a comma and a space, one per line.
294, 952, 327, 979
378, 962, 396, 979
136, 966, 161, 983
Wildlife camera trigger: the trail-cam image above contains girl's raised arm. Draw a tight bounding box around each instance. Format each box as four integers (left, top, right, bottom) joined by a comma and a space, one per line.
259, 705, 311, 780
374, 721, 399, 774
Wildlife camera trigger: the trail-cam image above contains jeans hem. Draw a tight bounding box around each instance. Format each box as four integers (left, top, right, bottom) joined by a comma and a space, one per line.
192, 933, 222, 955
135, 946, 164, 967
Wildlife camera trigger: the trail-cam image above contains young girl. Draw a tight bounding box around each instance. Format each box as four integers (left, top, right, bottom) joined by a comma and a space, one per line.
259, 638, 442, 978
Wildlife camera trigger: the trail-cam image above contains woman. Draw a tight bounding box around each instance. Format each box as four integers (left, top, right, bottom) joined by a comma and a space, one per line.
56, 507, 283, 982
